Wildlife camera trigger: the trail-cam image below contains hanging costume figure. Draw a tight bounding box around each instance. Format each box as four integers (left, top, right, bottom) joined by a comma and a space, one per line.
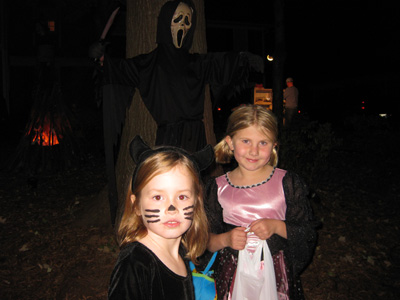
89, 0, 263, 225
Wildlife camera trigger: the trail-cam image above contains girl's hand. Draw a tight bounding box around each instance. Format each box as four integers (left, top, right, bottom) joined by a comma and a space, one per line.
228, 227, 247, 250
207, 228, 247, 252
249, 218, 287, 240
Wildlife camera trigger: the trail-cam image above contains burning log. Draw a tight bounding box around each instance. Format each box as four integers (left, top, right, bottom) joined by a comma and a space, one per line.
9, 82, 84, 177
28, 114, 62, 146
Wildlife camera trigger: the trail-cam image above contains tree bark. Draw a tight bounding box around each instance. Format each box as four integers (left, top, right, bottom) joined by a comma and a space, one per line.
272, 0, 286, 129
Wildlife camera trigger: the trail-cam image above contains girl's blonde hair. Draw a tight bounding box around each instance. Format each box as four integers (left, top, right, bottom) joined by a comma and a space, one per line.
215, 104, 279, 166
117, 151, 209, 263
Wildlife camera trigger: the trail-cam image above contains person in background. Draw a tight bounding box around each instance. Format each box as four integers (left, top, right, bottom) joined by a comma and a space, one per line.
204, 105, 317, 299
283, 77, 299, 127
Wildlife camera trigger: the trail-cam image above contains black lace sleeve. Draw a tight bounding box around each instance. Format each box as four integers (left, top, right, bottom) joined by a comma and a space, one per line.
204, 173, 317, 277
281, 171, 318, 275
204, 178, 225, 235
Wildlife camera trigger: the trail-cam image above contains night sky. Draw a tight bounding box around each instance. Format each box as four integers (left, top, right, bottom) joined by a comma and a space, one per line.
204, 0, 400, 120
206, 0, 399, 82
292, 1, 399, 119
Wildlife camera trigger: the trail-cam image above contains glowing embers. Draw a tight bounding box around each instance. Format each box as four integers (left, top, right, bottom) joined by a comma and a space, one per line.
27, 114, 63, 146
8, 82, 82, 175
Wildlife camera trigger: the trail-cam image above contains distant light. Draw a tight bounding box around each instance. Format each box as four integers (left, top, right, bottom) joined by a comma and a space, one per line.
267, 55, 274, 61
361, 107, 365, 110
379, 113, 388, 118
48, 21, 55, 32
217, 107, 221, 111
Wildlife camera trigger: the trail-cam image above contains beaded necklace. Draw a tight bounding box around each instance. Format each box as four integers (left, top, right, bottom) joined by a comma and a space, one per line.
225, 166, 277, 189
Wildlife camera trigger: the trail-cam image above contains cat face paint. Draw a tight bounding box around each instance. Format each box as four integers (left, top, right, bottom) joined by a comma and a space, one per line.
144, 209, 160, 223
183, 205, 194, 221
137, 165, 197, 241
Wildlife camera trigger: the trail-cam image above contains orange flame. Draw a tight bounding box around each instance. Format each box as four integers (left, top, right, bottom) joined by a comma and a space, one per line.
27, 116, 62, 146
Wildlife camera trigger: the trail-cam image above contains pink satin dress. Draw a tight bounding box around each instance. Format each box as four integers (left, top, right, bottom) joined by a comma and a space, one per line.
216, 167, 290, 300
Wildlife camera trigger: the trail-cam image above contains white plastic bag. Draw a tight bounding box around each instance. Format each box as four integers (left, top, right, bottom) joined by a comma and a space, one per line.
232, 240, 278, 300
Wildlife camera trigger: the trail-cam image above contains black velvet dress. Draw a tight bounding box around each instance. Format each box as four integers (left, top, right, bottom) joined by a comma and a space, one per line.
204, 171, 319, 300
108, 242, 194, 300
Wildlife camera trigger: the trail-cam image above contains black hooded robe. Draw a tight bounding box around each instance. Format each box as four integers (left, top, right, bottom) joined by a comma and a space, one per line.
103, 0, 252, 152
101, 0, 257, 225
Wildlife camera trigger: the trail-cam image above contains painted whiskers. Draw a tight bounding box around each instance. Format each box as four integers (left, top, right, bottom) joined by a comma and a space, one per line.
143, 205, 194, 223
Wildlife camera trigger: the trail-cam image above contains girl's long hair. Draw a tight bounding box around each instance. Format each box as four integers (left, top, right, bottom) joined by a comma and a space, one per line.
117, 151, 209, 263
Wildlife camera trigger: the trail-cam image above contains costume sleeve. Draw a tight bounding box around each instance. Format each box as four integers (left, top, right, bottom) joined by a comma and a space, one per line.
108, 248, 153, 300
204, 178, 225, 235
101, 55, 140, 225
200, 52, 253, 107
281, 172, 318, 275
103, 55, 140, 86
102, 55, 139, 152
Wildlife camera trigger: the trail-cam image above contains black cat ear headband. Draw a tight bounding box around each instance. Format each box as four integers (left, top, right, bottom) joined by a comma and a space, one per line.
129, 135, 214, 188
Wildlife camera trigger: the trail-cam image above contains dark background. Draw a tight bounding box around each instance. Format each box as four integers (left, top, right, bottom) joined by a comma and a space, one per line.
1, 0, 400, 141
204, 0, 400, 123
1, 2, 399, 299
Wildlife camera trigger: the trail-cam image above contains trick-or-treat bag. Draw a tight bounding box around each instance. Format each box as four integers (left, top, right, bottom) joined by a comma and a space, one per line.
232, 240, 278, 300
189, 252, 218, 300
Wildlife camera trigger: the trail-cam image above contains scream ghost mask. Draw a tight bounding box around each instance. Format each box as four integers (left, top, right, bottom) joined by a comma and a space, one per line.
170, 2, 193, 48
97, 0, 262, 226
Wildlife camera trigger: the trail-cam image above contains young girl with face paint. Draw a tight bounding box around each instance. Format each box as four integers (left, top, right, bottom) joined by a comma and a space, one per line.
108, 136, 212, 300
204, 105, 317, 300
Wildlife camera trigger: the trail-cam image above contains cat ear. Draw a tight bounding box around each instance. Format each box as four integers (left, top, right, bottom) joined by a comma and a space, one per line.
190, 144, 215, 172
129, 135, 151, 164
129, 135, 215, 172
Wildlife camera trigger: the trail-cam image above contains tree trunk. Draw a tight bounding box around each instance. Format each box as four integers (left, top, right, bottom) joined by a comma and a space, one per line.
272, 0, 286, 129
113, 0, 216, 229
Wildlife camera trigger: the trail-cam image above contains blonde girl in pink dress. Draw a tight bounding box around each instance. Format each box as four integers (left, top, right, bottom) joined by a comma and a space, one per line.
204, 105, 317, 300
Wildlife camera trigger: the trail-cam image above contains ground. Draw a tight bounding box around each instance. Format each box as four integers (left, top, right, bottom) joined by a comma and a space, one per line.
1, 115, 399, 300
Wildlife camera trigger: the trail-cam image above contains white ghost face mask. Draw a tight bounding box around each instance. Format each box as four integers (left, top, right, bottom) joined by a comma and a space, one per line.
170, 2, 193, 49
